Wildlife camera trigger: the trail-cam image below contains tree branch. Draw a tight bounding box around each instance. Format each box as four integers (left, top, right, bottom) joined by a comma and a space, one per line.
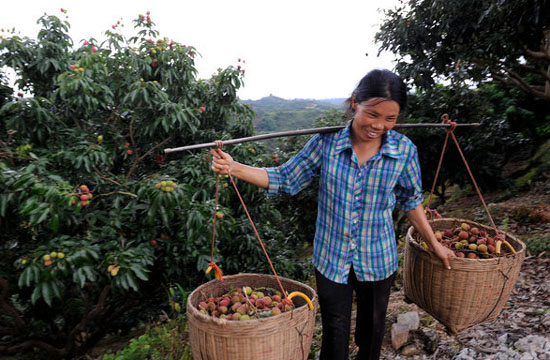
93, 167, 125, 187
518, 63, 550, 82
125, 136, 172, 181
493, 70, 550, 101
94, 191, 137, 199
526, 48, 550, 62
67, 285, 111, 349
0, 277, 26, 331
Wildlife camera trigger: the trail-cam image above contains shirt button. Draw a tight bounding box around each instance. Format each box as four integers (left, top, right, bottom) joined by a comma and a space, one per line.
350, 240, 356, 249
353, 219, 358, 224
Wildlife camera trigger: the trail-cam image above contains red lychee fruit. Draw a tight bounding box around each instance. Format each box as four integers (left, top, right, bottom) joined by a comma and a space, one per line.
150, 239, 157, 246
261, 296, 272, 306
127, 149, 133, 155
476, 239, 487, 246
91, 46, 97, 52
461, 223, 471, 231
456, 252, 465, 258
459, 231, 469, 240
200, 106, 206, 112
271, 307, 281, 316
467, 253, 478, 259
80, 185, 89, 193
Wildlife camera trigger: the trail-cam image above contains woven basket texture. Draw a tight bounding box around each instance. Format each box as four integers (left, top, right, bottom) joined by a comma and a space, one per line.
187, 273, 318, 360
403, 218, 525, 333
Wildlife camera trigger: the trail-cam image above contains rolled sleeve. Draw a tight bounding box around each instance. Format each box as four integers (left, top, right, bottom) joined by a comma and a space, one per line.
264, 167, 282, 196
394, 145, 424, 212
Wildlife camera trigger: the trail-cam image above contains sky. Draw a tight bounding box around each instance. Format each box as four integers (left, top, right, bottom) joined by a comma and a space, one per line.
0, 0, 399, 100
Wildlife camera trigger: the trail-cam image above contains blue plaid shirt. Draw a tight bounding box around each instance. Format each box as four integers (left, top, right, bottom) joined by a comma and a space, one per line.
264, 124, 423, 283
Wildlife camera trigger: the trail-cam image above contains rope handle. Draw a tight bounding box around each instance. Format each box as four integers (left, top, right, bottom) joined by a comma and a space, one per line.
207, 140, 299, 303
426, 114, 505, 242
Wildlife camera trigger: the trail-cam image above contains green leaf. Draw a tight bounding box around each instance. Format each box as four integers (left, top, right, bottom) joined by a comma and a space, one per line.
31, 285, 42, 304
50, 212, 59, 232
130, 264, 149, 281
41, 281, 53, 306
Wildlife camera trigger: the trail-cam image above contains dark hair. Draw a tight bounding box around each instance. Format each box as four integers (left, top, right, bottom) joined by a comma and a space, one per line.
345, 69, 407, 114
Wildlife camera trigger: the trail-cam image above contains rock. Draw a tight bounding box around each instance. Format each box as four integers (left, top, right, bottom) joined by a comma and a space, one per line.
514, 335, 550, 354
397, 311, 420, 331
391, 322, 409, 350
454, 348, 477, 360
498, 333, 509, 344
422, 329, 440, 354
400, 344, 420, 356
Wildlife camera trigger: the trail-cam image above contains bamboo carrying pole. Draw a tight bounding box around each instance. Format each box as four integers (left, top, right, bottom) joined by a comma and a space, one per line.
164, 123, 480, 153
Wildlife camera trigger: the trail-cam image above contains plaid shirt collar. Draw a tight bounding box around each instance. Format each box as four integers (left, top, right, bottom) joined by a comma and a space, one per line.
334, 122, 403, 159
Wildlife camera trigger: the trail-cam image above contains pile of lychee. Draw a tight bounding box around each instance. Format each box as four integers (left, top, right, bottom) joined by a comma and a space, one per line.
155, 180, 177, 192
196, 286, 294, 321
417, 222, 514, 259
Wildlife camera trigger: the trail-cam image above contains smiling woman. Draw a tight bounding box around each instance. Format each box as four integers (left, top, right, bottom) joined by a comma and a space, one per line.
210, 69, 455, 360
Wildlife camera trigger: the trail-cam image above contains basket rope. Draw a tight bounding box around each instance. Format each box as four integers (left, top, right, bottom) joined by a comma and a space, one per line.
420, 115, 521, 329
209, 140, 289, 298
426, 114, 503, 240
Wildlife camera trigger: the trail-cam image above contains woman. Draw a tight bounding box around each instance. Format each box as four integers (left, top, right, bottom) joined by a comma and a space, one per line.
210, 69, 454, 360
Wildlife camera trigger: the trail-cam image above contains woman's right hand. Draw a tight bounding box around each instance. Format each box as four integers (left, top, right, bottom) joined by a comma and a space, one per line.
210, 148, 234, 175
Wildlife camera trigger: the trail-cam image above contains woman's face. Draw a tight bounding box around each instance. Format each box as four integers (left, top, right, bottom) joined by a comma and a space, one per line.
351, 97, 400, 144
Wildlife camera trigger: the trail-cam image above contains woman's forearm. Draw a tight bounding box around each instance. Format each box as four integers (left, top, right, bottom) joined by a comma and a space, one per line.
230, 162, 269, 189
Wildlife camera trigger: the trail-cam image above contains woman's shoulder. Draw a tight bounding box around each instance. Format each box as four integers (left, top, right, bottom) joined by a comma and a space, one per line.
388, 130, 415, 146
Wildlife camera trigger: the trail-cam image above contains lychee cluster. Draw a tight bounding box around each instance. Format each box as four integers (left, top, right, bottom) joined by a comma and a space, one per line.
42, 251, 66, 267
69, 63, 85, 74
196, 286, 294, 321
107, 264, 120, 276
417, 222, 514, 259
73, 185, 92, 206
155, 180, 177, 192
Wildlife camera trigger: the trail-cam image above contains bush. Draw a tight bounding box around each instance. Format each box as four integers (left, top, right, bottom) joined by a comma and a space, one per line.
0, 10, 309, 358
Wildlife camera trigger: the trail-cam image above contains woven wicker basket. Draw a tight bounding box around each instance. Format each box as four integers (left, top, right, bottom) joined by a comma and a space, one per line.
187, 273, 318, 360
403, 218, 525, 333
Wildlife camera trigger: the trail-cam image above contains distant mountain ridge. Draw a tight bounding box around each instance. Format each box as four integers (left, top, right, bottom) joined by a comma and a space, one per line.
241, 95, 346, 110
240, 95, 346, 132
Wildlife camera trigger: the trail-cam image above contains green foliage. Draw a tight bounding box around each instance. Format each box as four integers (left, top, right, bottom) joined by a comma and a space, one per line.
376, 0, 550, 101
524, 233, 550, 255
0, 11, 309, 358
400, 82, 531, 196
103, 318, 192, 360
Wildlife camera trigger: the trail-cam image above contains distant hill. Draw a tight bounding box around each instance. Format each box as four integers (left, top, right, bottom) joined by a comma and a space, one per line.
240, 95, 346, 132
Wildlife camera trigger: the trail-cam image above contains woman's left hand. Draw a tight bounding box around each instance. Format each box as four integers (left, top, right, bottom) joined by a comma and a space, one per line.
430, 241, 456, 270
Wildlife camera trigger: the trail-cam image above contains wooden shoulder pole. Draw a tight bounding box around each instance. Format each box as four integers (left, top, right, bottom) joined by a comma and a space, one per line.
164, 123, 480, 154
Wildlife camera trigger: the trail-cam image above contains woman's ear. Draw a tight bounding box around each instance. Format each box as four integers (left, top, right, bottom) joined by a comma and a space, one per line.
351, 95, 358, 112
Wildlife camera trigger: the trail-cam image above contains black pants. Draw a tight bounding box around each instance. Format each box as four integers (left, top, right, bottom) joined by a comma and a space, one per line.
315, 267, 394, 360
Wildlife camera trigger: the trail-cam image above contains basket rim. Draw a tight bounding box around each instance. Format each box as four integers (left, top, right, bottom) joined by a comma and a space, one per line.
186, 272, 318, 326
406, 217, 526, 262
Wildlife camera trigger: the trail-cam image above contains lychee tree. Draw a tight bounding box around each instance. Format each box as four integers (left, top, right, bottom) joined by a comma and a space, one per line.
0, 11, 308, 358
